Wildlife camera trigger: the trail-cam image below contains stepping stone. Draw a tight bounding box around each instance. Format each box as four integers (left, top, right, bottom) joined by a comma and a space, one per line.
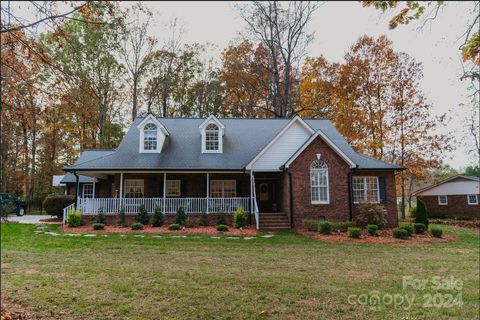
172, 235, 187, 238
210, 236, 221, 239
102, 235, 108, 237
34, 231, 43, 234
243, 237, 256, 240
226, 237, 240, 240
120, 235, 126, 237
45, 232, 59, 236
261, 235, 274, 238
64, 233, 81, 237
84, 234, 96, 237
134, 235, 145, 238
151, 235, 162, 238
192, 236, 201, 238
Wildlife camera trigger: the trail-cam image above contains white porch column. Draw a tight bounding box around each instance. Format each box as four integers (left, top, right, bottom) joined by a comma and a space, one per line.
250, 171, 254, 214
163, 172, 166, 214
206, 172, 210, 213
92, 179, 96, 199
119, 173, 124, 199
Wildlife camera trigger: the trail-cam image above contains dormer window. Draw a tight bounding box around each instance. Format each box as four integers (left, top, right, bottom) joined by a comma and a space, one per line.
137, 114, 169, 154
199, 115, 225, 154
205, 124, 219, 151
143, 123, 158, 150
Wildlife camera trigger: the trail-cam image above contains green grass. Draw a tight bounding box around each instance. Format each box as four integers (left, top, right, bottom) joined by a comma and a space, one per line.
1, 224, 479, 319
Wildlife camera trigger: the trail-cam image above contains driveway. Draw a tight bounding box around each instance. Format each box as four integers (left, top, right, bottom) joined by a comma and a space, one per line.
6, 215, 57, 224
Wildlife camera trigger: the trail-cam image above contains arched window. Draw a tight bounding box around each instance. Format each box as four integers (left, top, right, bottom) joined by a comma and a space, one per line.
143, 123, 157, 151
205, 123, 219, 151
310, 160, 329, 204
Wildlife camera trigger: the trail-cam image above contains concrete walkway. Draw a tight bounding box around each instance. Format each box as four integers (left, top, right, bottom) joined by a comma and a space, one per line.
6, 215, 57, 224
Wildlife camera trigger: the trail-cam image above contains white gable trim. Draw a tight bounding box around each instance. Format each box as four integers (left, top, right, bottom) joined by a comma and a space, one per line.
199, 115, 225, 136
284, 129, 357, 169
137, 115, 168, 153
246, 116, 315, 170
413, 175, 480, 195
136, 114, 169, 136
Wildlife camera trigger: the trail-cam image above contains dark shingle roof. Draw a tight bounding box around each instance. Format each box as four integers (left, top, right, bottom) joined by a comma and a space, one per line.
60, 173, 95, 183
65, 118, 400, 171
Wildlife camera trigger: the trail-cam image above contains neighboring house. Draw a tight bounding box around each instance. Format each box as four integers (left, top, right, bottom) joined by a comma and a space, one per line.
414, 175, 480, 218
63, 115, 402, 229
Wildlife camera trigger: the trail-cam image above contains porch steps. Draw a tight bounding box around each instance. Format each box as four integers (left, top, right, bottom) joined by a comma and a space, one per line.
259, 213, 291, 230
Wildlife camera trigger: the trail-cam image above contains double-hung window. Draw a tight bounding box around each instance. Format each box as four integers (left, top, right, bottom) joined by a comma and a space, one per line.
143, 123, 157, 151
352, 177, 379, 203
166, 180, 181, 197
82, 184, 94, 198
310, 160, 329, 204
205, 123, 219, 151
467, 195, 477, 205
210, 180, 236, 198
124, 179, 144, 198
438, 195, 448, 205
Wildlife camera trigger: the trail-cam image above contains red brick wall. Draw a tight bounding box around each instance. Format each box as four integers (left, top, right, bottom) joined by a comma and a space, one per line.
351, 170, 398, 227
288, 135, 351, 226
418, 195, 480, 218
287, 135, 399, 227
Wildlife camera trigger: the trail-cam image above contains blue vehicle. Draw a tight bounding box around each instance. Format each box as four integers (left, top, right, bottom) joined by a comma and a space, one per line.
0, 193, 26, 216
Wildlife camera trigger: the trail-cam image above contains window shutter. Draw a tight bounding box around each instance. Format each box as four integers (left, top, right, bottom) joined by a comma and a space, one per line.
379, 176, 387, 203
236, 180, 242, 197
181, 180, 187, 197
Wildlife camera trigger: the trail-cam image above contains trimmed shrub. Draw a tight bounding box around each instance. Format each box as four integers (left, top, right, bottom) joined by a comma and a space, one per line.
185, 217, 199, 228
430, 227, 443, 238
131, 222, 144, 230
43, 195, 75, 218
414, 223, 426, 234
117, 206, 127, 227
199, 211, 209, 226
301, 219, 319, 231
216, 224, 229, 232
216, 211, 227, 226
415, 199, 428, 227
367, 224, 378, 236
95, 207, 106, 224
175, 207, 186, 225
354, 203, 386, 227
318, 221, 332, 235
331, 221, 356, 232
66, 208, 82, 227
409, 205, 417, 218
393, 228, 409, 240
136, 204, 149, 225
347, 227, 361, 238
232, 206, 247, 228
152, 206, 164, 227
93, 223, 105, 230
399, 224, 414, 236
168, 223, 181, 231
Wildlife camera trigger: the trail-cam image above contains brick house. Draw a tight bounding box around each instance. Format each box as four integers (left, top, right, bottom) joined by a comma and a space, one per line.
62, 115, 402, 229
414, 175, 480, 219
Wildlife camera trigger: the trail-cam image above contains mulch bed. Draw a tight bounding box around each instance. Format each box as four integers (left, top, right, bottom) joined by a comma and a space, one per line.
297, 229, 456, 244
61, 225, 258, 236
38, 217, 61, 223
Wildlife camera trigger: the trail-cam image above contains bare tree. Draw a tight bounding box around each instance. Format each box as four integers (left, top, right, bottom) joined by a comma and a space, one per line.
237, 1, 320, 117
120, 4, 157, 121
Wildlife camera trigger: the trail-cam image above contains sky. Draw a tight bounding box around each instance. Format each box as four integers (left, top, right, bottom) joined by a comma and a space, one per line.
135, 1, 477, 170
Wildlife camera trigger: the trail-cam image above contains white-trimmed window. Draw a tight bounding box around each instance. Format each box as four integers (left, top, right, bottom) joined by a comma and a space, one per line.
205, 123, 219, 151
82, 183, 93, 198
210, 180, 236, 198
310, 160, 329, 204
124, 179, 144, 198
352, 177, 379, 203
467, 194, 478, 205
438, 195, 448, 205
166, 180, 181, 197
143, 123, 158, 151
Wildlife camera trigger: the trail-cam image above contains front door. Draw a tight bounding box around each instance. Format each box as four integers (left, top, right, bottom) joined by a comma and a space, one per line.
255, 180, 277, 212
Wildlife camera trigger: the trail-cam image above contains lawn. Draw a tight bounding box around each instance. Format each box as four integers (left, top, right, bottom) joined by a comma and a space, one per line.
1, 224, 479, 320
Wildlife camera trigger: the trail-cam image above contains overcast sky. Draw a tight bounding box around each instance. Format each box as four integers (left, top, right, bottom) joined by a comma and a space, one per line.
135, 1, 476, 170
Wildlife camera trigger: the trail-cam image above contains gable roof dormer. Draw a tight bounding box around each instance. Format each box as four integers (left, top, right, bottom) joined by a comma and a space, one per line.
137, 114, 169, 153
199, 115, 225, 154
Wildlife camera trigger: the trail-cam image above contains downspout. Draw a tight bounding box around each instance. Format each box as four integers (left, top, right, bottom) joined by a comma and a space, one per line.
288, 170, 294, 228
74, 171, 79, 209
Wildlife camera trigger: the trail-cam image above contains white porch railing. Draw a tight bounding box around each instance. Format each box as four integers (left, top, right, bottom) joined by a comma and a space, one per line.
77, 197, 251, 214
62, 203, 75, 225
